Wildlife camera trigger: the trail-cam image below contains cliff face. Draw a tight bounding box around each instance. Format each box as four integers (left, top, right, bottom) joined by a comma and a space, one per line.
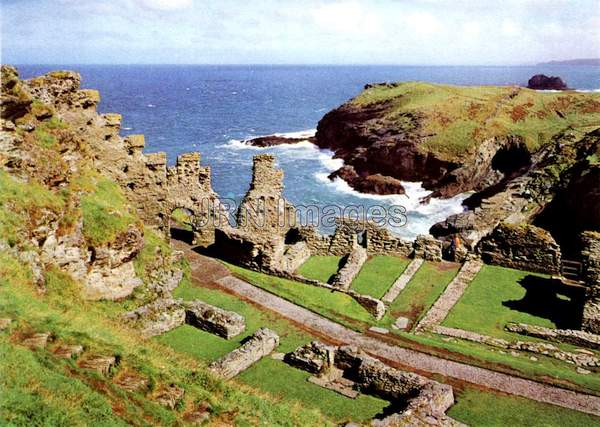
315, 82, 600, 199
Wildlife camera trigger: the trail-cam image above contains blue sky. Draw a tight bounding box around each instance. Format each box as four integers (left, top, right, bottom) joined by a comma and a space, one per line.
1, 0, 599, 65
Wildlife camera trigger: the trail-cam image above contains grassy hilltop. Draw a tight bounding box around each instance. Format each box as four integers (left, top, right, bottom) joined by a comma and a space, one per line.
350, 82, 600, 159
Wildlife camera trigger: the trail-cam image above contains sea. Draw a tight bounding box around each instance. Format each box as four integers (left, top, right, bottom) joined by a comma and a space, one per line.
16, 65, 600, 238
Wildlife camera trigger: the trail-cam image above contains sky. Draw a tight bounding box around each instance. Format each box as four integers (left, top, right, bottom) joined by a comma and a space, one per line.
1, 0, 599, 65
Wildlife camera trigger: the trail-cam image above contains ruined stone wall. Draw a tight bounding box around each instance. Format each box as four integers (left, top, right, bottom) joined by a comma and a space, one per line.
209, 328, 279, 379
236, 154, 296, 238
582, 231, 600, 334
297, 226, 332, 255
331, 246, 368, 289
477, 222, 562, 274
328, 218, 412, 256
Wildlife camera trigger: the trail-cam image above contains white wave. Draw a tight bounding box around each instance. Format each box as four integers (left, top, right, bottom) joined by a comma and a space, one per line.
272, 128, 317, 139
575, 88, 600, 93
147, 104, 155, 107
123, 127, 132, 130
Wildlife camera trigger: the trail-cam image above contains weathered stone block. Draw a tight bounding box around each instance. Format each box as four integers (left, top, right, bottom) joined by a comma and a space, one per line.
413, 235, 443, 262
185, 300, 245, 339
209, 328, 279, 379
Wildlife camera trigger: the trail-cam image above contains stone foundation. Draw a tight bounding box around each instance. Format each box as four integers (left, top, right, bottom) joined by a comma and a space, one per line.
209, 328, 279, 379
413, 235, 443, 261
505, 322, 600, 350
285, 342, 462, 426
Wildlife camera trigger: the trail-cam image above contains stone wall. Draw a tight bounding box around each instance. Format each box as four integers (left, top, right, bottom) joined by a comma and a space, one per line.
331, 246, 368, 289
413, 235, 443, 261
505, 322, 600, 350
280, 241, 311, 273
582, 231, 600, 334
285, 342, 461, 426
236, 154, 296, 239
328, 218, 412, 257
209, 328, 279, 379
185, 300, 246, 339
477, 222, 561, 274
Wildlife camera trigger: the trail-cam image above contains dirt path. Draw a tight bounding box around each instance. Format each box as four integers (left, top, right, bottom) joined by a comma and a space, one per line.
176, 243, 600, 417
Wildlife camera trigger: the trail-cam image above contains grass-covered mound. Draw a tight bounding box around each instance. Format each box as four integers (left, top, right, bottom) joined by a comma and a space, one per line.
351, 82, 600, 159
350, 255, 410, 298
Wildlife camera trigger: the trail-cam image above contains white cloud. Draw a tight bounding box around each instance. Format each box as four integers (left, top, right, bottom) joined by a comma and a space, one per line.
137, 0, 193, 11
405, 12, 442, 35
311, 2, 382, 35
501, 20, 521, 36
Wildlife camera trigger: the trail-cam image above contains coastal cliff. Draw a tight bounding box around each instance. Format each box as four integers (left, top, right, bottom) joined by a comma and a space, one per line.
314, 81, 600, 199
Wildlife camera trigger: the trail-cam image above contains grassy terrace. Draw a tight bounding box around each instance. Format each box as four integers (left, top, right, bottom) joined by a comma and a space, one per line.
385, 261, 459, 331
296, 255, 342, 283
350, 255, 410, 299
443, 265, 582, 340
162, 274, 389, 423
221, 262, 600, 395
449, 387, 600, 426
227, 262, 375, 330
351, 82, 600, 159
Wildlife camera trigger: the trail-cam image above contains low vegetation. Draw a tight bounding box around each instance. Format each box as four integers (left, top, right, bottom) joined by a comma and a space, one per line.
296, 255, 342, 283
350, 255, 410, 299
443, 265, 580, 339
385, 261, 459, 331
352, 82, 600, 159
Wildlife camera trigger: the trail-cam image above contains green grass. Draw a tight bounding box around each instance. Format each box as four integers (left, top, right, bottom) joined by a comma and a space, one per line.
296, 256, 342, 283
171, 208, 192, 231
351, 82, 600, 160
386, 261, 459, 330
162, 271, 389, 423
239, 358, 389, 424
443, 265, 579, 340
226, 262, 375, 330
350, 255, 410, 298
81, 177, 139, 246
449, 387, 600, 426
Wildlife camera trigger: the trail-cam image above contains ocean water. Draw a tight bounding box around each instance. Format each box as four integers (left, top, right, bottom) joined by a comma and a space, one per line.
16, 65, 600, 238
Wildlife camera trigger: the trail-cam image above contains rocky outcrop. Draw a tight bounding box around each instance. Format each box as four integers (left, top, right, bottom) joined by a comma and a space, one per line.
413, 235, 443, 262
123, 298, 186, 338
208, 328, 279, 379
244, 134, 316, 147
328, 165, 406, 195
184, 300, 246, 339
477, 223, 561, 274
527, 74, 568, 90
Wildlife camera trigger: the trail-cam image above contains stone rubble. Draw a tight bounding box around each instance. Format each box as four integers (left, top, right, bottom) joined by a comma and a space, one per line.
506, 322, 600, 350
184, 300, 246, 339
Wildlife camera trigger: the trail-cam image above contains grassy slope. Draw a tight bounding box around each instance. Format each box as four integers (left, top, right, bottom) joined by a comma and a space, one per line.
163, 274, 388, 423
351, 82, 600, 159
386, 261, 459, 330
443, 265, 582, 340
350, 255, 410, 299
296, 256, 342, 283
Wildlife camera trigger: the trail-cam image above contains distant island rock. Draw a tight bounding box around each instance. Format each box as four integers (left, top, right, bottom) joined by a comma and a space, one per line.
527, 74, 568, 90
243, 134, 315, 147
537, 58, 600, 66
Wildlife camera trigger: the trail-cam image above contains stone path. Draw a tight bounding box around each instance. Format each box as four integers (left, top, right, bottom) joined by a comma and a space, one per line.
179, 246, 600, 416
415, 259, 483, 331
382, 257, 424, 304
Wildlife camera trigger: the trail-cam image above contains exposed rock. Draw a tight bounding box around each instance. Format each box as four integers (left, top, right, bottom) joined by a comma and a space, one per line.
392, 317, 410, 330
53, 344, 84, 359
113, 370, 150, 393
527, 74, 568, 90
21, 332, 52, 350
78, 355, 117, 375
244, 134, 315, 147
0, 318, 12, 330
284, 340, 336, 374
209, 328, 279, 379
368, 326, 389, 335
154, 384, 185, 409
185, 300, 246, 339
329, 165, 406, 195
281, 241, 311, 273
0, 65, 33, 120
